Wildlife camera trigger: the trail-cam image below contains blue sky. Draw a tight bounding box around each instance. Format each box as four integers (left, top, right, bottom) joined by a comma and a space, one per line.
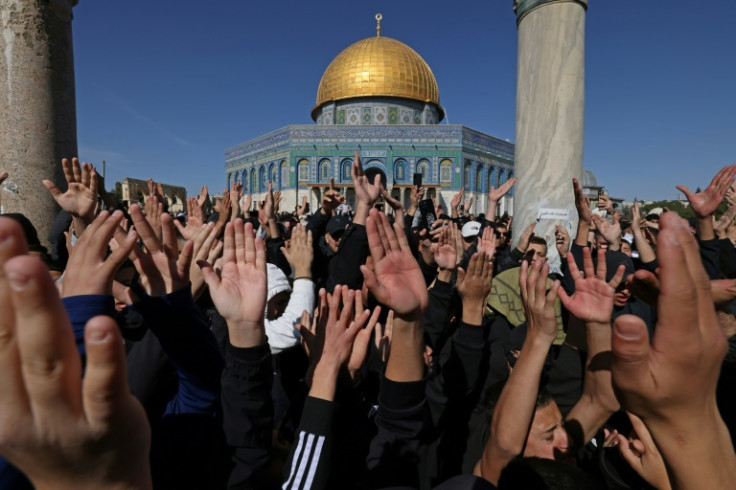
72, 1, 736, 201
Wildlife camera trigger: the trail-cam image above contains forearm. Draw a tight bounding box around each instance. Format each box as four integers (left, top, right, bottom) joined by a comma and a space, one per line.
486, 199, 498, 221
481, 334, 551, 483
267, 217, 281, 239
385, 316, 425, 382
574, 219, 590, 247
566, 321, 619, 446
697, 216, 715, 241
353, 202, 369, 226
650, 408, 736, 490
632, 228, 657, 263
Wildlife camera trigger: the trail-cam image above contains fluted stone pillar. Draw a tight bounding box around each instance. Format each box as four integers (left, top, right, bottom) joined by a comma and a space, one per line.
511, 0, 587, 251
0, 0, 79, 247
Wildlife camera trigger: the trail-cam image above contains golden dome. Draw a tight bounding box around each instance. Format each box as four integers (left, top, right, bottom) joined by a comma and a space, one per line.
313, 35, 441, 117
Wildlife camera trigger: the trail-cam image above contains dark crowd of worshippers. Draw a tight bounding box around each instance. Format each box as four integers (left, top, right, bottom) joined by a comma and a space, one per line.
0, 154, 735, 490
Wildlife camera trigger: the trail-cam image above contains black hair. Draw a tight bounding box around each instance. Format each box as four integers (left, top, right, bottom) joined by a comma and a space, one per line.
498, 457, 600, 490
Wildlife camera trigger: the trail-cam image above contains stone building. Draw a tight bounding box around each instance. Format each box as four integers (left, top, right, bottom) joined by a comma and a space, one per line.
120, 177, 186, 213
225, 17, 515, 216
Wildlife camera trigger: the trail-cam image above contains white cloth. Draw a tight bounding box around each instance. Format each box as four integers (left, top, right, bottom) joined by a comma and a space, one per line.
265, 272, 315, 354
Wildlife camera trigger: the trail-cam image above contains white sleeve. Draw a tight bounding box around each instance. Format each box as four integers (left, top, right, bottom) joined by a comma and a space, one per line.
265, 279, 315, 354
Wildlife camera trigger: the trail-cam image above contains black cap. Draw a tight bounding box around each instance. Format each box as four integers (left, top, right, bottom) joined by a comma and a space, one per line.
326, 214, 350, 237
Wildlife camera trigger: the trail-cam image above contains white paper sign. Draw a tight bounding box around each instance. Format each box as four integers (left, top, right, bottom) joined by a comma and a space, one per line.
536, 208, 570, 221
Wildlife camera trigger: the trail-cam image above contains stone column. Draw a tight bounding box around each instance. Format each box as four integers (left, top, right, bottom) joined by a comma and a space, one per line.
0, 0, 79, 246
511, 0, 587, 251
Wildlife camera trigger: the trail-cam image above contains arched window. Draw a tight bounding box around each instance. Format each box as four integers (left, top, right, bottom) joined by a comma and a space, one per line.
270, 164, 278, 188
251, 168, 257, 192
227, 172, 233, 189
241, 170, 247, 192
475, 165, 483, 192
259, 166, 266, 192
416, 159, 430, 179
440, 159, 452, 183
319, 159, 332, 182
341, 159, 352, 182
298, 159, 310, 182
464, 161, 472, 190
394, 159, 407, 182
280, 161, 288, 189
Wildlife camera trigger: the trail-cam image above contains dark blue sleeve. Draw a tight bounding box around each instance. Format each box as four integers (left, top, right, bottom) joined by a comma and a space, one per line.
132, 286, 224, 415
61, 294, 116, 364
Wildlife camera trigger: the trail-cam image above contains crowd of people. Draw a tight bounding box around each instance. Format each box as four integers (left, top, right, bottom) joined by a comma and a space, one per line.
0, 155, 735, 489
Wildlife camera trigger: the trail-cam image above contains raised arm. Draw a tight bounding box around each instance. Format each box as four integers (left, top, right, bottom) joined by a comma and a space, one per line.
630, 200, 656, 264
611, 211, 736, 489
477, 259, 560, 486
573, 178, 592, 247
558, 248, 624, 447
486, 177, 517, 222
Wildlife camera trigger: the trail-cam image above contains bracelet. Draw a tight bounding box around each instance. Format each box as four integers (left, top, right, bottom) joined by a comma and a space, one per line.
294, 276, 312, 281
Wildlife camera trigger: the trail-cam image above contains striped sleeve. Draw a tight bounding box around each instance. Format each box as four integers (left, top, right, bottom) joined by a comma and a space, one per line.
282, 397, 336, 490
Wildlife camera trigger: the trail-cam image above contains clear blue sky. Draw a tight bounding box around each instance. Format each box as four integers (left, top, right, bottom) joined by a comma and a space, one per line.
72, 0, 736, 202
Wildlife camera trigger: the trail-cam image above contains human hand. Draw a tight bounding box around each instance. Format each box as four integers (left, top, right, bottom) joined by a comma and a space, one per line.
477, 226, 497, 260
713, 205, 736, 238
597, 194, 613, 213
199, 219, 267, 348
611, 212, 734, 486
557, 248, 624, 324
592, 214, 621, 250
381, 184, 405, 225
263, 182, 276, 220
516, 221, 536, 253
242, 192, 253, 216
197, 185, 209, 207
188, 222, 222, 300
347, 292, 382, 381
361, 208, 428, 320
457, 252, 494, 325
322, 178, 342, 215
280, 224, 313, 278
519, 258, 560, 342
43, 158, 98, 222
0, 171, 8, 186
174, 197, 205, 240
352, 152, 381, 208
230, 182, 243, 221
630, 200, 642, 231
451, 188, 464, 210
215, 190, 231, 234
0, 217, 152, 490
489, 177, 516, 203
464, 197, 474, 215
676, 164, 736, 219
625, 269, 660, 306
143, 194, 163, 242
433, 222, 462, 271
374, 309, 393, 364
297, 196, 309, 216
62, 210, 138, 298
554, 225, 571, 258
409, 185, 425, 210
125, 204, 192, 297
615, 413, 671, 490
573, 178, 592, 224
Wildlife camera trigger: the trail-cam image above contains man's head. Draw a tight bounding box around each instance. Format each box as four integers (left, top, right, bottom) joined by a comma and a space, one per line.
461, 221, 481, 250
525, 236, 548, 262
523, 391, 571, 462
266, 264, 292, 321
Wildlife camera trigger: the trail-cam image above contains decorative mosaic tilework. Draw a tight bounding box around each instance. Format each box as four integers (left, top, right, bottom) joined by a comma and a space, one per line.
413, 111, 422, 124
375, 106, 386, 125
347, 108, 359, 125
362, 107, 372, 124
400, 108, 412, 124
337, 110, 345, 125
388, 107, 398, 125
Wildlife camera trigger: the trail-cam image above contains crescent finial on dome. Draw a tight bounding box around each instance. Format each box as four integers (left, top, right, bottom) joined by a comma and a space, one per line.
375, 13, 382, 37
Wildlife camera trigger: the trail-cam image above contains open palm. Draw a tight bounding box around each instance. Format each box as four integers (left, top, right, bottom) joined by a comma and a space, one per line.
361, 209, 428, 318
677, 164, 736, 218
558, 248, 624, 324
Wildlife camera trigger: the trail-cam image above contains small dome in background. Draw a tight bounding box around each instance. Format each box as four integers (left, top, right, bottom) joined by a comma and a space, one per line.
582, 169, 597, 188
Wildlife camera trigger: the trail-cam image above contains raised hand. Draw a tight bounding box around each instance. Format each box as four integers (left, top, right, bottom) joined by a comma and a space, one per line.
143, 194, 164, 242
489, 177, 516, 203
519, 258, 560, 342
381, 184, 405, 224
557, 248, 624, 324
611, 211, 736, 488
477, 226, 497, 260
347, 292, 381, 381
592, 214, 621, 250
0, 217, 152, 490
615, 412, 671, 490
280, 224, 313, 278
554, 225, 571, 259
451, 188, 464, 218
43, 158, 98, 224
457, 252, 494, 325
516, 221, 536, 254
199, 219, 267, 348
297, 195, 309, 216
573, 177, 592, 224
197, 185, 209, 207
677, 165, 736, 219
361, 208, 428, 320
62, 210, 138, 298
174, 197, 204, 240
433, 221, 463, 271
125, 204, 192, 297
321, 178, 342, 216
188, 222, 222, 300
230, 182, 244, 221
352, 152, 381, 225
